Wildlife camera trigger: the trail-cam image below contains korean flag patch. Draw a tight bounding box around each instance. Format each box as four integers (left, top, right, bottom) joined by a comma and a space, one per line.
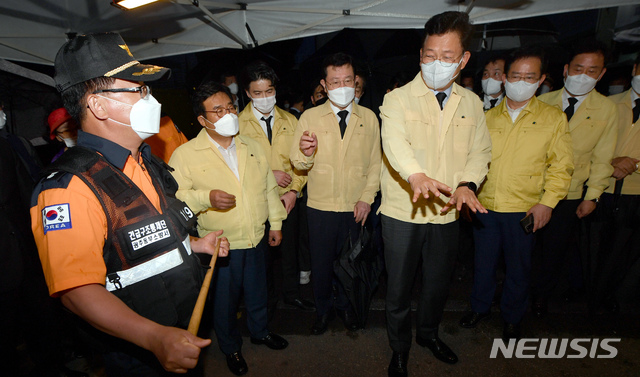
42, 203, 72, 234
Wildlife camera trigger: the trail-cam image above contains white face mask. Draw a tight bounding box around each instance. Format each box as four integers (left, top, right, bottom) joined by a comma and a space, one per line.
608, 85, 625, 95
227, 83, 239, 95
420, 58, 463, 90
482, 78, 502, 96
354, 97, 361, 105
252, 95, 277, 114
564, 73, 598, 96
203, 113, 239, 137
62, 137, 77, 148
631, 75, 640, 94
538, 84, 551, 95
505, 80, 539, 103
0, 110, 5, 129
100, 94, 162, 140
327, 86, 355, 108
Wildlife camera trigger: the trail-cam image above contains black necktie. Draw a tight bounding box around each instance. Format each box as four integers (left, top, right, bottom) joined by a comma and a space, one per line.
489, 98, 498, 109
261, 116, 273, 144
338, 110, 348, 138
633, 99, 640, 124
436, 92, 447, 110
565, 97, 578, 121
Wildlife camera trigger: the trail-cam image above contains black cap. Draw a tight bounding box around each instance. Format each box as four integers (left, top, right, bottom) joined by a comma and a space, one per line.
54, 32, 170, 92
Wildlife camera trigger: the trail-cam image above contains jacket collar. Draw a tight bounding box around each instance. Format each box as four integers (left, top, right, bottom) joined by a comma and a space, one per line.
193, 128, 246, 150
495, 95, 541, 119
318, 99, 364, 119
409, 72, 468, 100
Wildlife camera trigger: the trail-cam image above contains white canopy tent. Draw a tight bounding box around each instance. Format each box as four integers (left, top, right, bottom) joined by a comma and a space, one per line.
1, 0, 638, 66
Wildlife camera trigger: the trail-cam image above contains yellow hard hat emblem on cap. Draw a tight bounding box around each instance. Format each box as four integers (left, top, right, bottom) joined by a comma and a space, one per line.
119, 44, 134, 58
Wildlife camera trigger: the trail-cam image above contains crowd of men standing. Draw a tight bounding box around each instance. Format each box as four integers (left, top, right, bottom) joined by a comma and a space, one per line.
0, 8, 636, 377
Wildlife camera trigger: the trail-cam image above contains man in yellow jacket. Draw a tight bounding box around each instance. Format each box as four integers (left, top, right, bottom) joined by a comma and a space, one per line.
290, 52, 381, 336
380, 12, 492, 376
591, 56, 640, 312
238, 61, 313, 313
169, 82, 288, 376
534, 41, 618, 315
459, 46, 573, 341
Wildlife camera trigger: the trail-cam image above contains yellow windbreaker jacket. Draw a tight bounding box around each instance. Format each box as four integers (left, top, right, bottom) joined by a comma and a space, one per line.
479, 96, 574, 212
169, 130, 286, 249
238, 103, 307, 196
538, 89, 617, 200
606, 89, 640, 195
379, 75, 492, 224
289, 101, 381, 212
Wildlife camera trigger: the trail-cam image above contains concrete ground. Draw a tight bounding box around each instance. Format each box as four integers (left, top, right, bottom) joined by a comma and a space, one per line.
196, 300, 640, 377
54, 267, 640, 377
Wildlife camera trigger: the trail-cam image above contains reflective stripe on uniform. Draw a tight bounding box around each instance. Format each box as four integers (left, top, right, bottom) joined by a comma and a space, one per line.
105, 237, 191, 291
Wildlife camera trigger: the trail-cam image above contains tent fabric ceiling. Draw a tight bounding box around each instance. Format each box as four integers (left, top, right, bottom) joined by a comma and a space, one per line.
1, 0, 637, 66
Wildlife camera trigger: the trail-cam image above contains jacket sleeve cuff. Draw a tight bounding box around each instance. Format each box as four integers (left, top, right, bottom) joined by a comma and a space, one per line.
359, 192, 376, 206
403, 164, 426, 182
269, 221, 282, 231
584, 187, 603, 201
539, 194, 561, 210
292, 150, 315, 170
197, 190, 211, 210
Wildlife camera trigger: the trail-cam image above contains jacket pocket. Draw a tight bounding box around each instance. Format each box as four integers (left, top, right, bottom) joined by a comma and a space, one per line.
453, 117, 476, 150
309, 163, 334, 203
347, 166, 366, 205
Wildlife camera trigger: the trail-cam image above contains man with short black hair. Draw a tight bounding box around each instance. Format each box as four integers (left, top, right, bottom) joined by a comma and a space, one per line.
30, 32, 229, 376
170, 81, 288, 376
534, 40, 618, 314
291, 52, 381, 337
460, 45, 573, 341
238, 61, 313, 314
481, 57, 506, 111
380, 11, 492, 376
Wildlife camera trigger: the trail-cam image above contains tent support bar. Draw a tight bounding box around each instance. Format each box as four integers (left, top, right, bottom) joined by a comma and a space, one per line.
194, 5, 249, 48
0, 41, 53, 63
466, 0, 477, 14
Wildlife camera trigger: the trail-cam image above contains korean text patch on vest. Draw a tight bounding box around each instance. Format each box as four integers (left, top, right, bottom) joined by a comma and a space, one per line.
42, 203, 72, 234
117, 214, 177, 262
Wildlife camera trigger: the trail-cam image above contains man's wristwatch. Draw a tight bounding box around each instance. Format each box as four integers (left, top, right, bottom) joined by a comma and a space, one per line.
590, 197, 599, 204
457, 181, 477, 193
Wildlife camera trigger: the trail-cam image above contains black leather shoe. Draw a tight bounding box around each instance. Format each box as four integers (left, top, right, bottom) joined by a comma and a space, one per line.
311, 311, 335, 335
503, 323, 521, 342
387, 351, 408, 377
459, 311, 490, 328
533, 299, 547, 318
337, 309, 359, 331
416, 336, 458, 364
250, 332, 288, 350
283, 297, 316, 312
226, 351, 248, 376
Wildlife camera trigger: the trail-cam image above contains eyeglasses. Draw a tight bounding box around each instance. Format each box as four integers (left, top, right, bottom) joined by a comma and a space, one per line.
506, 75, 540, 84
204, 105, 238, 118
422, 54, 463, 67
326, 78, 355, 89
482, 71, 503, 79
93, 85, 151, 99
